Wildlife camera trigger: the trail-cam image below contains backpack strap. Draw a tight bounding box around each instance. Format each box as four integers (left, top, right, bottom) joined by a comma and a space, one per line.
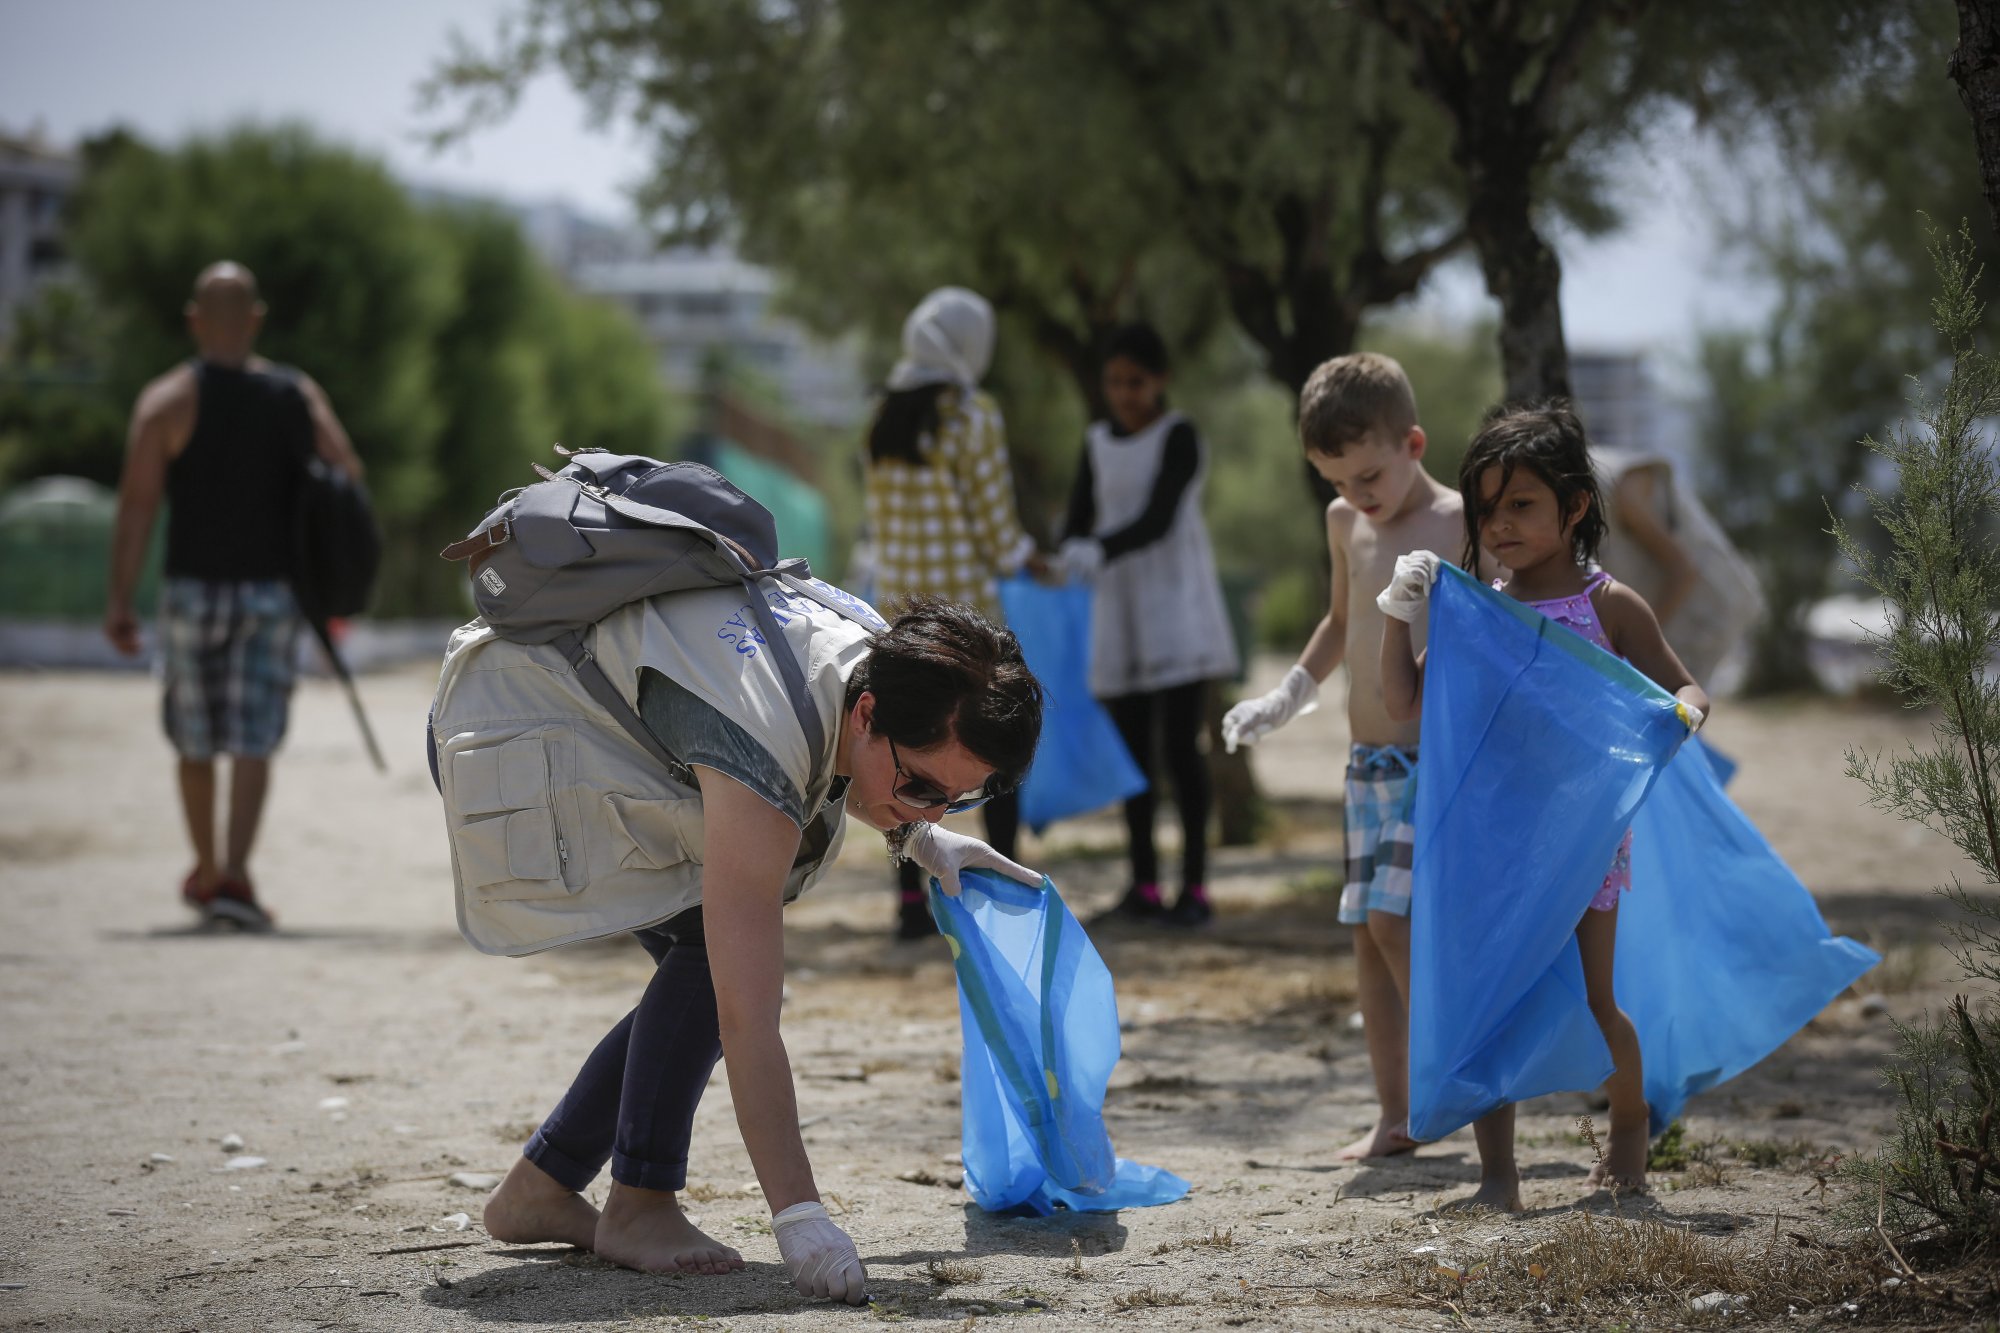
554, 578, 830, 790
553, 629, 697, 788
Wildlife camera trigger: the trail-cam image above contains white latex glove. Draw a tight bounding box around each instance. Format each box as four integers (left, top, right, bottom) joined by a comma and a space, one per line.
1679, 701, 1706, 734
899, 821, 1042, 897
1221, 664, 1320, 753
1057, 537, 1105, 583
1375, 550, 1442, 624
771, 1200, 867, 1305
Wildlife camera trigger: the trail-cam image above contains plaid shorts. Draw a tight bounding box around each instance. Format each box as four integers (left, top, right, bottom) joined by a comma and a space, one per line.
1340, 744, 1417, 925
158, 578, 302, 760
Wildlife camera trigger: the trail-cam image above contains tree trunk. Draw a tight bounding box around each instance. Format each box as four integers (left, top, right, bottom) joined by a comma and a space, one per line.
1952, 0, 2000, 244
1466, 166, 1572, 402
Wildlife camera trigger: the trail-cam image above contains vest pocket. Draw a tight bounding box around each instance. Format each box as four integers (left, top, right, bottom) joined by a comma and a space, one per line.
603, 793, 704, 870
449, 733, 579, 900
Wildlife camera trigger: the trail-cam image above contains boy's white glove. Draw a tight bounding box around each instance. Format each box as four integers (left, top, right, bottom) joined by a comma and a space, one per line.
771, 1201, 867, 1305
897, 821, 1042, 897
1056, 538, 1105, 583
1375, 551, 1442, 623
1221, 664, 1319, 753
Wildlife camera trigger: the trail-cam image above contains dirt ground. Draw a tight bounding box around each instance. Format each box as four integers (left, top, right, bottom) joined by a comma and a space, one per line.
0, 655, 1989, 1332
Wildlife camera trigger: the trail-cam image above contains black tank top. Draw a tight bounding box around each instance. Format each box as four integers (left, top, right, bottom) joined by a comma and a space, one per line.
165, 360, 314, 580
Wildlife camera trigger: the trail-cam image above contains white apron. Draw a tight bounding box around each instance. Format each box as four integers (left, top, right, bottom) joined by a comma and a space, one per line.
1083, 411, 1240, 697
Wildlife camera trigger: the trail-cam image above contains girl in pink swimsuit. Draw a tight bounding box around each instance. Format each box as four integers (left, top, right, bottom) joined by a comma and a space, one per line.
1514, 570, 1633, 913
1378, 401, 1710, 1211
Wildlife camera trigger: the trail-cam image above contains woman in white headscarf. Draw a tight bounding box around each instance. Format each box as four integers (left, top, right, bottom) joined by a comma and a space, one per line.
863, 287, 1046, 938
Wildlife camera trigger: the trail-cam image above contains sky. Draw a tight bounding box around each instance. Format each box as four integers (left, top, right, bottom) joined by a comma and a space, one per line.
0, 0, 1776, 374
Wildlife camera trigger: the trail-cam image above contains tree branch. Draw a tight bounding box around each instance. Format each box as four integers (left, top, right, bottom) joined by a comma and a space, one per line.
1527, 0, 1619, 132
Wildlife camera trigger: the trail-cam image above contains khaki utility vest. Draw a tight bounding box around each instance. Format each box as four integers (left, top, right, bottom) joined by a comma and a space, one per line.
431, 579, 878, 955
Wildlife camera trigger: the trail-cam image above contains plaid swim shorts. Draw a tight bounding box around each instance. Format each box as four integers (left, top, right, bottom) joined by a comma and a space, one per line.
1340, 743, 1417, 925
158, 578, 302, 760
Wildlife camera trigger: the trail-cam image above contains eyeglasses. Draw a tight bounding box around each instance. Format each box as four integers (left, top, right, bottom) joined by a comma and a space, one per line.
887, 737, 999, 814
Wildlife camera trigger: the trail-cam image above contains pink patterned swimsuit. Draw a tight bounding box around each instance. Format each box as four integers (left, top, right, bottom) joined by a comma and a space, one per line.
1507, 569, 1633, 913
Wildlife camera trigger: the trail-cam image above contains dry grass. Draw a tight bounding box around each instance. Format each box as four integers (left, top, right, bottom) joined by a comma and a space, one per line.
1154, 1227, 1239, 1255
1729, 1137, 1832, 1171
680, 1181, 750, 1203
925, 1258, 985, 1285
1865, 938, 1932, 995
1060, 1239, 1089, 1281
1395, 1211, 1871, 1322
1683, 1159, 1732, 1189
1113, 1287, 1191, 1309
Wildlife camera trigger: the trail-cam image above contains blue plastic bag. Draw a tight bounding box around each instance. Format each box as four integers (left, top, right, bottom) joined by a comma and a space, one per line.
1407, 566, 1688, 1141
930, 869, 1190, 1214
1619, 739, 1879, 1130
997, 577, 1148, 832
1406, 566, 1876, 1140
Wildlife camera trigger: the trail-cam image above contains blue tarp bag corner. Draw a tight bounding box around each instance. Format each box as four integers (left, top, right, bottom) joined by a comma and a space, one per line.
1407, 566, 1876, 1141
930, 868, 1190, 1215
997, 577, 1147, 832
1620, 739, 1879, 1130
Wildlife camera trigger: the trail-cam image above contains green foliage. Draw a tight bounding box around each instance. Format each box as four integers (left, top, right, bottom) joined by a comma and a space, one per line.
17, 124, 672, 617
1699, 3, 2000, 693
1646, 1119, 1692, 1171
1834, 222, 2000, 1256
426, 0, 1469, 440
0, 282, 126, 488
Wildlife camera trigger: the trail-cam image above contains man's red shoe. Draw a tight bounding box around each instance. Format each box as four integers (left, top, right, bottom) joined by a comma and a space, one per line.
181, 870, 217, 915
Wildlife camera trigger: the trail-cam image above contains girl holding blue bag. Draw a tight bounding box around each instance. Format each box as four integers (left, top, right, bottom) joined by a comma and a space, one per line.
1377, 402, 1709, 1209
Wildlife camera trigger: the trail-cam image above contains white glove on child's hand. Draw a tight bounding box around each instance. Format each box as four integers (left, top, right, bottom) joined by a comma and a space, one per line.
1221, 664, 1320, 753
772, 1201, 867, 1305
898, 821, 1042, 897
1375, 551, 1443, 623
1056, 538, 1105, 583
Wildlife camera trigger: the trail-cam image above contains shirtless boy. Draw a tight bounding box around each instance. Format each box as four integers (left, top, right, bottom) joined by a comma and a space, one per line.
1222, 353, 1465, 1160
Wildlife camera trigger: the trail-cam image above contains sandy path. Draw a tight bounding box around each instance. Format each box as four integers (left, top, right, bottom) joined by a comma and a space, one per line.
0, 660, 1981, 1331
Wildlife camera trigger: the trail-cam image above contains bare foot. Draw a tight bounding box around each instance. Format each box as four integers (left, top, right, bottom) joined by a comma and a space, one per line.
485, 1157, 600, 1249
1585, 1115, 1651, 1196
1335, 1118, 1422, 1161
594, 1181, 746, 1275
1457, 1171, 1523, 1214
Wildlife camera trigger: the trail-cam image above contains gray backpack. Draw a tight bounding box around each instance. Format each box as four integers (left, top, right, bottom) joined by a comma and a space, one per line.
441, 448, 878, 778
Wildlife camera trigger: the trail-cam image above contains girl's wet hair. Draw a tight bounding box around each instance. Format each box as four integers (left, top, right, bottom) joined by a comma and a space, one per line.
1457, 400, 1606, 571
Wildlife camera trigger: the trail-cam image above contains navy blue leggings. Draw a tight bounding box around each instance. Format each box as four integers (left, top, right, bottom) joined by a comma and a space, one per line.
523, 909, 721, 1192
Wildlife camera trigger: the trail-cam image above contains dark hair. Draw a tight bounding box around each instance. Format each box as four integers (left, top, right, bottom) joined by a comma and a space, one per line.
844, 597, 1044, 789
1457, 400, 1606, 572
1298, 352, 1419, 455
1104, 322, 1170, 376
867, 385, 945, 466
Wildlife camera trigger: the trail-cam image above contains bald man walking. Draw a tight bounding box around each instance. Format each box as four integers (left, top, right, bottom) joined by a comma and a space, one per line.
105, 262, 364, 929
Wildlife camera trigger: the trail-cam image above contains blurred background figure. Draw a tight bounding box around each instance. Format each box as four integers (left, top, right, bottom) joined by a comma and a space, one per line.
1593, 445, 1764, 689
102, 260, 362, 928
1058, 323, 1239, 928
862, 285, 1045, 940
